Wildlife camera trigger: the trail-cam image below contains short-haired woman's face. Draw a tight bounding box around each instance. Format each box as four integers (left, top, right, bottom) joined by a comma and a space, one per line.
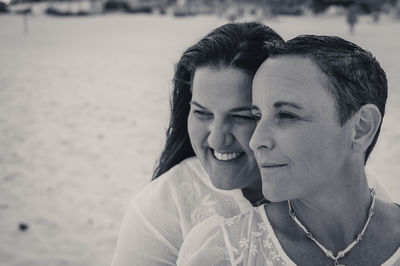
250, 56, 354, 202
188, 66, 261, 191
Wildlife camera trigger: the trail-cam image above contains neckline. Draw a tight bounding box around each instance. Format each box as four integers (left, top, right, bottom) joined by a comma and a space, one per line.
258, 204, 400, 266
381, 245, 400, 265
258, 205, 297, 266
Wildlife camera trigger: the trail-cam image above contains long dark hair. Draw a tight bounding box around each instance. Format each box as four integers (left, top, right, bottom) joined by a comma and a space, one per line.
152, 22, 283, 180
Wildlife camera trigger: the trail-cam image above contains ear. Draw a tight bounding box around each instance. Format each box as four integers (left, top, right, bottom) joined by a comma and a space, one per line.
351, 104, 382, 153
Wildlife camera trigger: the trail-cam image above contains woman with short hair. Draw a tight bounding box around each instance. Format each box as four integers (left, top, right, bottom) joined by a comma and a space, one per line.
177, 35, 399, 266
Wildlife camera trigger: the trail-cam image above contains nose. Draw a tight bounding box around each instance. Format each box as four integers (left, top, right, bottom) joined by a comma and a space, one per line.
207, 118, 234, 150
249, 119, 274, 152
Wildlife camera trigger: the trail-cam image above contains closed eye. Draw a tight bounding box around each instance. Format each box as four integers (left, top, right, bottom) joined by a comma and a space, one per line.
231, 114, 256, 122
277, 111, 299, 119
251, 112, 261, 123
193, 110, 213, 120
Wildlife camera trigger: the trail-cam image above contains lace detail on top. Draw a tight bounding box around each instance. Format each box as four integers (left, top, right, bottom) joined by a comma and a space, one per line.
112, 157, 253, 266
178, 207, 293, 266
181, 180, 219, 224
112, 157, 393, 266
222, 208, 291, 266
178, 205, 400, 266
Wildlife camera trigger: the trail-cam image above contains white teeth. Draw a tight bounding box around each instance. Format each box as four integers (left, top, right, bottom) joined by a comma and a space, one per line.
213, 151, 242, 161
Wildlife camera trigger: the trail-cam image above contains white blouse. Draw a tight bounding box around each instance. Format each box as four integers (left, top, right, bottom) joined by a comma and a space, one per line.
111, 156, 393, 266
111, 157, 254, 266
177, 206, 400, 266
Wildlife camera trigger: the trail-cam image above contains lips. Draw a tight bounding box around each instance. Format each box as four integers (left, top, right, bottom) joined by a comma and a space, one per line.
213, 150, 243, 161
259, 163, 287, 168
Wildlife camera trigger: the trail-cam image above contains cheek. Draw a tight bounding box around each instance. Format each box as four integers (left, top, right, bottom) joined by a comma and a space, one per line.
280, 125, 348, 175
187, 114, 206, 148
235, 123, 257, 149
279, 126, 327, 168
187, 114, 198, 144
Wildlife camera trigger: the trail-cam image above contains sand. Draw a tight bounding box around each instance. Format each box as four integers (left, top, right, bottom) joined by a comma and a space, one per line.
0, 12, 399, 266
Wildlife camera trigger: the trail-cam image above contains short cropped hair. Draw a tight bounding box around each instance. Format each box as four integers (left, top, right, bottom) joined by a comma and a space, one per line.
268, 35, 387, 162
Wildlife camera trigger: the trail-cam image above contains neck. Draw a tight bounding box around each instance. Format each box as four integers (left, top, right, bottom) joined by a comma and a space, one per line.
242, 179, 265, 205
289, 167, 372, 253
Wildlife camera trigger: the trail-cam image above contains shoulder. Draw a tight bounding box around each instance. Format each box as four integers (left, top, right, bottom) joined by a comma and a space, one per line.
365, 168, 394, 202
156, 156, 203, 183
382, 247, 400, 266
135, 157, 204, 202
156, 156, 206, 186
132, 157, 224, 225
367, 199, 400, 264
186, 208, 260, 238
126, 157, 203, 222
373, 200, 400, 239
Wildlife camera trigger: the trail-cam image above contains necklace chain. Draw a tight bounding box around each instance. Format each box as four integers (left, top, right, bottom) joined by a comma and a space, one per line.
287, 188, 376, 265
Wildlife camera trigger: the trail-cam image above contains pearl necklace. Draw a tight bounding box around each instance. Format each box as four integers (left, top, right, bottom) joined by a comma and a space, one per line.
288, 188, 376, 266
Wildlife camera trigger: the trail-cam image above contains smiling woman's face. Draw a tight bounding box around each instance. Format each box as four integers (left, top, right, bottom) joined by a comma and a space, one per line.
188, 66, 261, 192
250, 56, 354, 202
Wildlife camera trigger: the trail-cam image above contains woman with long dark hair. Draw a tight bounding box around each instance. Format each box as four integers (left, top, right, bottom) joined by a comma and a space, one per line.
111, 22, 284, 265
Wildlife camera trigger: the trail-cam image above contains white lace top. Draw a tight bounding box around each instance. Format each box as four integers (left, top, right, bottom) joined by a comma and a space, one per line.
111, 156, 393, 266
111, 157, 254, 266
177, 206, 400, 266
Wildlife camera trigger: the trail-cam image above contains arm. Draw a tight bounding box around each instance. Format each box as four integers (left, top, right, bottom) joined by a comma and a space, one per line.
177, 216, 232, 266
111, 173, 183, 266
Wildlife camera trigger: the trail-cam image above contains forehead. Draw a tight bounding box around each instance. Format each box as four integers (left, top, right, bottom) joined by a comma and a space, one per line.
253, 56, 335, 110
192, 66, 252, 109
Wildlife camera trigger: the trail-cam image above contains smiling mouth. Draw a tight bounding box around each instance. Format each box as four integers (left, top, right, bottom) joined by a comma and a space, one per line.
212, 150, 243, 161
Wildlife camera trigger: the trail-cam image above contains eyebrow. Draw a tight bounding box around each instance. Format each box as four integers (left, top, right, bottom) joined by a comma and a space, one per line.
190, 101, 207, 109
190, 101, 252, 112
273, 101, 303, 110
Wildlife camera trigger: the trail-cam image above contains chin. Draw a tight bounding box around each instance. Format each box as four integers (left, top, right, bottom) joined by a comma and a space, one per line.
262, 187, 288, 202
262, 194, 283, 202
210, 178, 238, 190
209, 172, 245, 190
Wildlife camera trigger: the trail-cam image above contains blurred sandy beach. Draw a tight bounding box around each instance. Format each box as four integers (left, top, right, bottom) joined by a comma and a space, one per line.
0, 12, 399, 266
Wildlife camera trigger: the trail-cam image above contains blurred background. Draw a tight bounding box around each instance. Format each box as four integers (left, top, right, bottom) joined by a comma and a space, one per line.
0, 0, 399, 265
